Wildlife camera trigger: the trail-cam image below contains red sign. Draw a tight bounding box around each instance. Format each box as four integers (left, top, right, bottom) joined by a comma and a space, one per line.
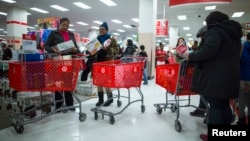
22, 34, 36, 40
155, 19, 168, 37
169, 0, 231, 7
58, 66, 72, 72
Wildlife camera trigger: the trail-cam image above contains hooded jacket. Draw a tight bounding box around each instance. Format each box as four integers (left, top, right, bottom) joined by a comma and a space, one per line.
189, 20, 243, 99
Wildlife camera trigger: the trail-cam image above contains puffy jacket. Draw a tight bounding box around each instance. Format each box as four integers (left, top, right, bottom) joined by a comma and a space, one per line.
189, 20, 243, 99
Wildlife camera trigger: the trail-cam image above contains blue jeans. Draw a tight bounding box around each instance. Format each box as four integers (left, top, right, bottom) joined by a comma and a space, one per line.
143, 67, 148, 83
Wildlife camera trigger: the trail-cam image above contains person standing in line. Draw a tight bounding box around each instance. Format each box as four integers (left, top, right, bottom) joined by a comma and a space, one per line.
138, 45, 148, 85
1, 41, 12, 60
95, 22, 114, 107
189, 25, 208, 118
122, 39, 136, 57
237, 32, 250, 125
155, 42, 167, 65
186, 11, 243, 141
44, 17, 80, 111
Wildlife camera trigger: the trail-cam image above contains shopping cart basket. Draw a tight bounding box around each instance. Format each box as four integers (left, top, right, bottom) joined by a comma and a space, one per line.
154, 59, 208, 132
90, 56, 147, 124
8, 57, 87, 134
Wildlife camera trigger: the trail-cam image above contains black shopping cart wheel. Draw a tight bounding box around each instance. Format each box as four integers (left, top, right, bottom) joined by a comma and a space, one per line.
14, 125, 24, 134
156, 105, 162, 114
141, 105, 145, 113
117, 100, 122, 107
109, 116, 115, 124
79, 113, 87, 122
170, 104, 177, 113
94, 112, 98, 120
175, 120, 182, 132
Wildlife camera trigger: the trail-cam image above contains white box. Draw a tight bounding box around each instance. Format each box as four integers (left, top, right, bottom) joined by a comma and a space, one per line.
56, 40, 75, 53
85, 38, 102, 52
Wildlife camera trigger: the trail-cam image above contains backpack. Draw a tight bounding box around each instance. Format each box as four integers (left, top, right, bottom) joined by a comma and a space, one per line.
106, 38, 119, 59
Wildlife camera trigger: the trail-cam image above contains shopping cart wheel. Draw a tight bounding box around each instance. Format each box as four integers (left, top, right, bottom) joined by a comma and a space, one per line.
62, 108, 67, 113
79, 113, 87, 122
117, 100, 122, 107
94, 112, 98, 120
14, 125, 24, 134
109, 116, 115, 124
156, 105, 162, 114
170, 104, 177, 112
175, 120, 182, 132
141, 105, 145, 113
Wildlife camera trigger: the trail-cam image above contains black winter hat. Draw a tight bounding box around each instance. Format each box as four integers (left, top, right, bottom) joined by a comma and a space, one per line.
205, 11, 229, 26
100, 22, 108, 31
196, 26, 207, 38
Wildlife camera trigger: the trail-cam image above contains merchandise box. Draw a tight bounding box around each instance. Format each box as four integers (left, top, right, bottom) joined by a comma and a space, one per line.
19, 53, 45, 62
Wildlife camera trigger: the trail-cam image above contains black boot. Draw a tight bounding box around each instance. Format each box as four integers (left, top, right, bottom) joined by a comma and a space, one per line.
236, 117, 246, 125
103, 92, 113, 106
96, 92, 104, 106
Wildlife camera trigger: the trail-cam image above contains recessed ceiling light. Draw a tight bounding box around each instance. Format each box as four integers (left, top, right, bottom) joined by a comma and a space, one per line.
177, 15, 187, 20
112, 33, 120, 36
68, 28, 75, 31
188, 38, 193, 41
30, 7, 49, 13
50, 5, 69, 11
0, 12, 7, 16
111, 19, 122, 24
93, 21, 102, 24
183, 27, 190, 30
76, 22, 88, 26
186, 34, 192, 36
232, 12, 244, 17
99, 0, 117, 6
69, 24, 74, 27
1, 0, 16, 3
91, 26, 99, 29
117, 29, 125, 32
123, 25, 132, 28
131, 18, 139, 23
205, 5, 216, 10
73, 2, 91, 9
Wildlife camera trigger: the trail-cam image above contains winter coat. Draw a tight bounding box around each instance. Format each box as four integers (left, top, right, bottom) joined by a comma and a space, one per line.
240, 41, 250, 80
44, 30, 79, 55
188, 20, 243, 99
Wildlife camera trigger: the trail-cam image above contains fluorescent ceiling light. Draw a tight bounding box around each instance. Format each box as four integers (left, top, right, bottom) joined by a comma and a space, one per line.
164, 38, 169, 41
183, 27, 190, 30
0, 29, 4, 30
73, 2, 91, 9
123, 25, 132, 28
117, 29, 125, 32
30, 7, 49, 13
203, 21, 207, 25
132, 34, 137, 38
68, 28, 75, 31
112, 33, 120, 36
27, 13, 31, 15
76, 22, 88, 26
131, 18, 139, 23
186, 33, 192, 36
27, 26, 35, 29
188, 38, 193, 41
177, 15, 187, 20
1, 0, 16, 3
0, 12, 7, 16
205, 5, 216, 10
50, 5, 69, 11
69, 24, 74, 27
111, 19, 122, 24
93, 21, 102, 24
91, 26, 99, 29
3, 31, 7, 33
99, 0, 117, 6
232, 12, 244, 17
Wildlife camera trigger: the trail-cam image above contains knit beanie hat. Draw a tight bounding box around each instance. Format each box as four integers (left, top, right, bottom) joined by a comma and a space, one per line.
100, 22, 108, 31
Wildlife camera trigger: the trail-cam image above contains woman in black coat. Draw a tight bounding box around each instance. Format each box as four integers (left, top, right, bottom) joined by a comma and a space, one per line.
187, 11, 243, 140
44, 17, 80, 111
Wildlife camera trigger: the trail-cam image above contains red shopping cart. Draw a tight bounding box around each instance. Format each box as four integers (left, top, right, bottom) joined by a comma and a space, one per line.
8, 57, 86, 134
90, 56, 147, 124
154, 59, 208, 132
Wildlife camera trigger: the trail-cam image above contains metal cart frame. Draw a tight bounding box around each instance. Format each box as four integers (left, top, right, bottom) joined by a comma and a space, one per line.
8, 57, 87, 134
154, 59, 209, 132
90, 56, 147, 124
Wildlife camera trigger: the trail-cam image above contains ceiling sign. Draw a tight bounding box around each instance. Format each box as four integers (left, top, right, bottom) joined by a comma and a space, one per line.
169, 0, 231, 7
155, 19, 168, 37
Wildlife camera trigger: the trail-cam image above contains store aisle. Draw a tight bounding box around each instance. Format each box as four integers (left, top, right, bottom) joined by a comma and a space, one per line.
0, 79, 207, 141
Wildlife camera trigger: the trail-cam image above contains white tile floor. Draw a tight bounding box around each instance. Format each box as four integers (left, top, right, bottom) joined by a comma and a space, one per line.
0, 79, 207, 141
